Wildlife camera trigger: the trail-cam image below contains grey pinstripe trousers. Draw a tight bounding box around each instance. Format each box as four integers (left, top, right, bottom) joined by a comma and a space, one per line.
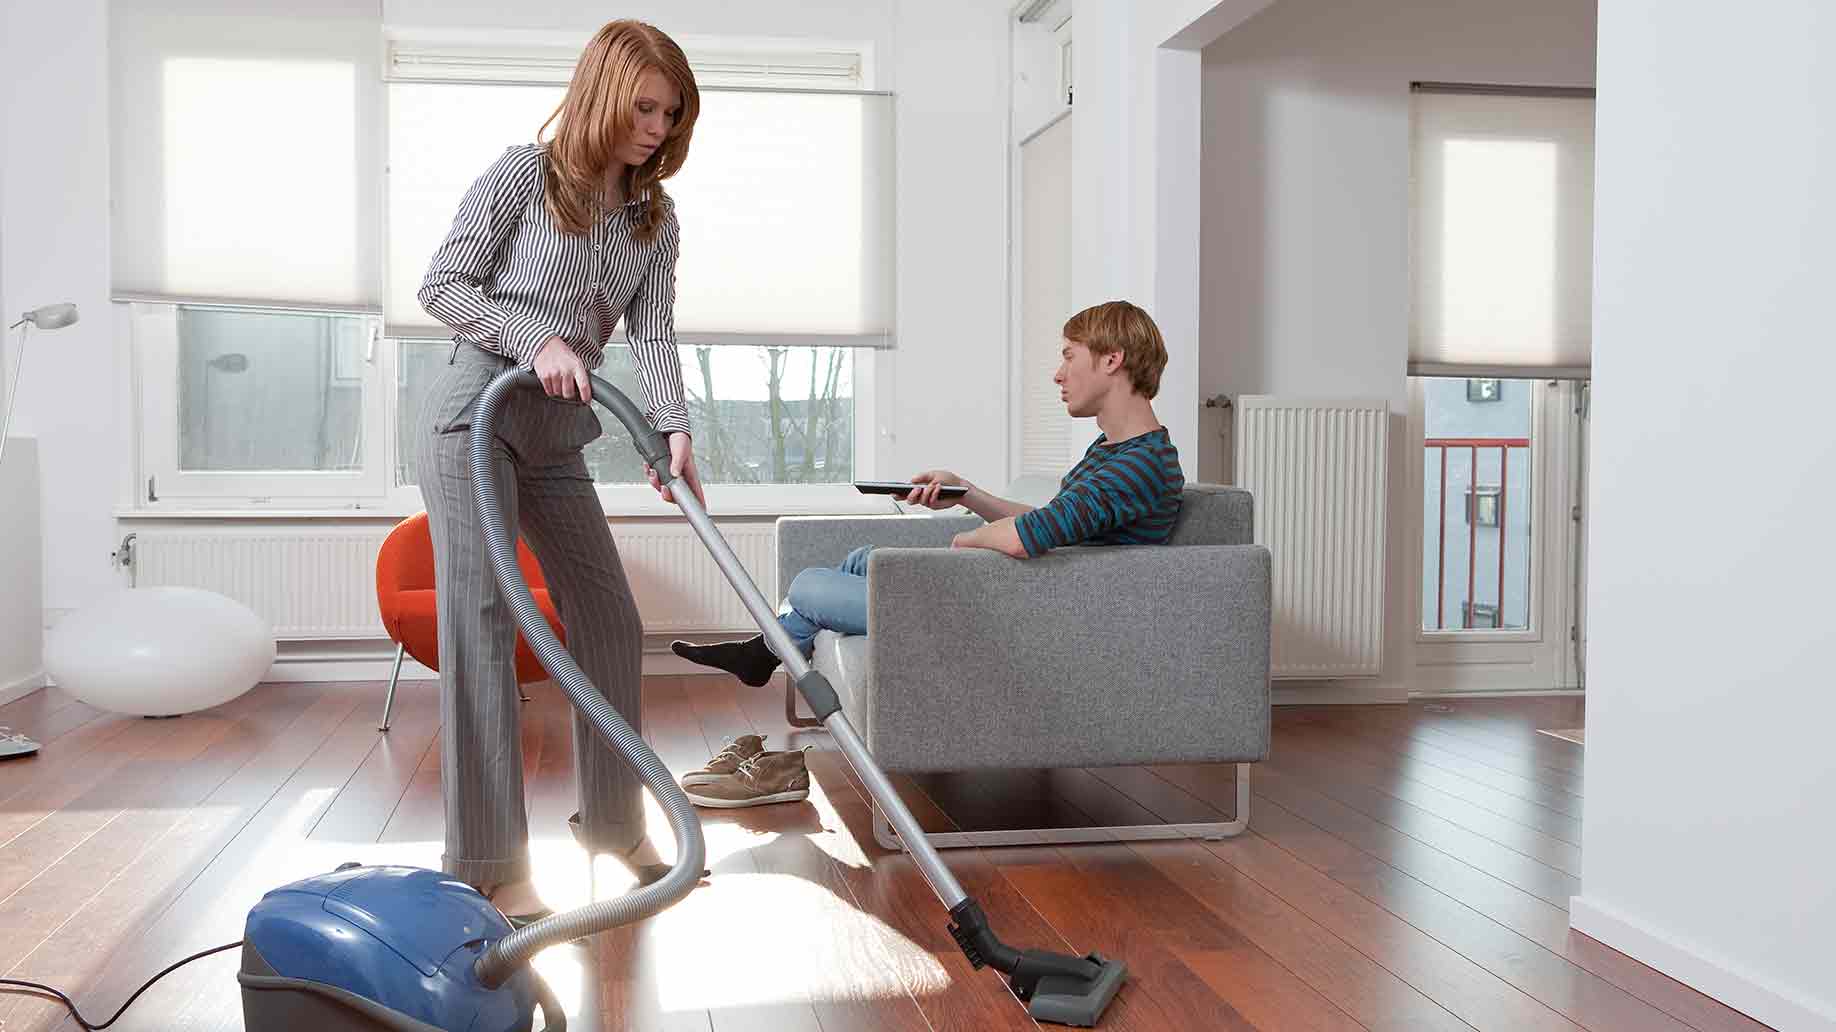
415, 343, 646, 888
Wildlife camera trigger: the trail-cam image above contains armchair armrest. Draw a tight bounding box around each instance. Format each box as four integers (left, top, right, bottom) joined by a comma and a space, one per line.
775, 513, 983, 596
859, 544, 1272, 772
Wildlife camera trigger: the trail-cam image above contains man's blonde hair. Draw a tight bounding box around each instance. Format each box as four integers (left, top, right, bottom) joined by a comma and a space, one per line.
1062, 301, 1169, 399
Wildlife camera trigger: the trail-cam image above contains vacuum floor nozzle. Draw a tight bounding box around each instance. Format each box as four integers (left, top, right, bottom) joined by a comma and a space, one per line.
1025, 954, 1128, 1028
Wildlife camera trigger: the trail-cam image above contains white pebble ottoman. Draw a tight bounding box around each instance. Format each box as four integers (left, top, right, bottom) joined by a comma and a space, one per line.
45, 587, 275, 717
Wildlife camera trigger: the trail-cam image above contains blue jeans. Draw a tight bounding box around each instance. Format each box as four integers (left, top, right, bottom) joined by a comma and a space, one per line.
778, 545, 872, 658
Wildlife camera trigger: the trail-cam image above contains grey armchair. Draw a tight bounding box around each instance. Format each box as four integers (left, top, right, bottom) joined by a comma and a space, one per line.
774, 484, 1271, 850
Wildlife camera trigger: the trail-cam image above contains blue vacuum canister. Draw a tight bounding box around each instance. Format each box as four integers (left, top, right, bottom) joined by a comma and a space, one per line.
238, 863, 565, 1032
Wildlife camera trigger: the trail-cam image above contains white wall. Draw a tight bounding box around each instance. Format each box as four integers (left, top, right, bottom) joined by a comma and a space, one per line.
0, 137, 48, 705
1058, 0, 1276, 483
0, 0, 117, 631
0, 0, 1014, 639
884, 0, 1012, 489
1201, 0, 1596, 699
0, 439, 45, 706
1572, 2, 1836, 1029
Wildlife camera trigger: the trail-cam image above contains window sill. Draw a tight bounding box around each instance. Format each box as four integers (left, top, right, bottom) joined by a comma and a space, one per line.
114, 486, 904, 522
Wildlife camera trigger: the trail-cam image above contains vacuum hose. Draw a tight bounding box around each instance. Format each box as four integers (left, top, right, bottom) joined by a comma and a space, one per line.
469, 369, 706, 988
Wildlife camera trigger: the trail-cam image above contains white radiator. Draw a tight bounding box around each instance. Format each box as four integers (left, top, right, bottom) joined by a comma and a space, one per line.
1234, 397, 1390, 678
130, 522, 778, 640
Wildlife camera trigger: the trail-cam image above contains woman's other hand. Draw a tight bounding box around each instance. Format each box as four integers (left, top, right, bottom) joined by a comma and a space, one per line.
650, 432, 707, 509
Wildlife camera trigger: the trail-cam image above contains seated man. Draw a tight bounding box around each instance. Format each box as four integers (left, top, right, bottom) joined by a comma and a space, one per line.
672, 299, 1185, 689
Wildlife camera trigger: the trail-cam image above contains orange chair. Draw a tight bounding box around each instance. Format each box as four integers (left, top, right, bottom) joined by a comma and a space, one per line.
375, 512, 567, 732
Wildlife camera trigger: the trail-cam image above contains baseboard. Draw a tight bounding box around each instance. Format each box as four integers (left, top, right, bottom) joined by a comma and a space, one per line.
1, 669, 45, 707
1570, 896, 1835, 1032
1411, 688, 1586, 700
1272, 679, 1409, 706
256, 636, 723, 683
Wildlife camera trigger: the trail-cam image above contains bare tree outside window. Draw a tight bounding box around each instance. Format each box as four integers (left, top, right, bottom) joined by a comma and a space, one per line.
395, 340, 855, 488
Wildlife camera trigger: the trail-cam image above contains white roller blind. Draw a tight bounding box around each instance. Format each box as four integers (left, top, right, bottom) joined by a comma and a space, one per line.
109, 0, 383, 307
1410, 86, 1594, 378
1019, 113, 1077, 476
387, 79, 894, 340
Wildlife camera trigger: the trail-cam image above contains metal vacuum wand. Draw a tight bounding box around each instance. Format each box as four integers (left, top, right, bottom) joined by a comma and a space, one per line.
507, 369, 1130, 1026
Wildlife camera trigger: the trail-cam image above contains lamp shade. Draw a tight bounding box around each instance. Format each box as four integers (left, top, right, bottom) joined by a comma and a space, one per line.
11, 303, 79, 331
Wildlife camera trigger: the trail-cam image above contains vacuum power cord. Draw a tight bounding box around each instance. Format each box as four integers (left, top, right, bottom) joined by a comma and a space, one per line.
0, 939, 243, 1029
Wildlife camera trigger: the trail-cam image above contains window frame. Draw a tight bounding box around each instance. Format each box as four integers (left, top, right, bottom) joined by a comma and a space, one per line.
1407, 374, 1549, 647
126, 299, 881, 515
129, 300, 390, 506
386, 334, 881, 517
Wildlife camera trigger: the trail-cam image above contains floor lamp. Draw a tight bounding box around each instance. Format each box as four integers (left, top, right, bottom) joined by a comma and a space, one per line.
0, 302, 79, 760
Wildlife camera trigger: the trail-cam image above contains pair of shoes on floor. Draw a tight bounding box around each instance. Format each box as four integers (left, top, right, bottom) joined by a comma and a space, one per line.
679, 736, 812, 809
670, 634, 781, 687
566, 812, 711, 885
0, 725, 41, 760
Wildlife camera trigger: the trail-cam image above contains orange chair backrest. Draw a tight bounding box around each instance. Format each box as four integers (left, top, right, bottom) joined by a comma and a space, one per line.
376, 512, 551, 620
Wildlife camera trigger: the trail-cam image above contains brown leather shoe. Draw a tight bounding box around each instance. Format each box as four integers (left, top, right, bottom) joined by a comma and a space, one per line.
679, 733, 767, 788
683, 749, 811, 809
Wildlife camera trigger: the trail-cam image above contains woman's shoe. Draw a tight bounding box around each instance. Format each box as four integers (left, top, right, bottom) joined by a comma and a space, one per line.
504, 908, 553, 931
567, 812, 711, 883
483, 883, 555, 931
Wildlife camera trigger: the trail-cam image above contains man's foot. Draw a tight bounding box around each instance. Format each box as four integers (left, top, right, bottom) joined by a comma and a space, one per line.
671, 635, 780, 687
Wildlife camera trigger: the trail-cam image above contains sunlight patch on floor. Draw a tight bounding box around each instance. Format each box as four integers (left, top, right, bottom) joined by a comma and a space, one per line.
648, 871, 950, 1013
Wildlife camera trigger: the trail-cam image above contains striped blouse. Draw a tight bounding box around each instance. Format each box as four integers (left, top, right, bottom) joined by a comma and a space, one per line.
1014, 428, 1185, 557
418, 143, 690, 435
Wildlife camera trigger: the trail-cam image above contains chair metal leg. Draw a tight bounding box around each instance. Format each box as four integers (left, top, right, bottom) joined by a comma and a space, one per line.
378, 643, 406, 732
873, 763, 1253, 851
784, 679, 823, 728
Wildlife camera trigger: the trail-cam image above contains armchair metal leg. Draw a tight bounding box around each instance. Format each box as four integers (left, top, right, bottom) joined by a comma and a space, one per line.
872, 763, 1253, 851
784, 679, 824, 728
378, 643, 406, 732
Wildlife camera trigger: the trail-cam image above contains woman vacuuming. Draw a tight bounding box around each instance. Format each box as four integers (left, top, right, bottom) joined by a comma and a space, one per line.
414, 19, 708, 927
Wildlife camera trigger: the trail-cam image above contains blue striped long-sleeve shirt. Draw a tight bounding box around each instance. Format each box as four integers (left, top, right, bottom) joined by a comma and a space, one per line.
417, 143, 690, 434
1014, 429, 1184, 557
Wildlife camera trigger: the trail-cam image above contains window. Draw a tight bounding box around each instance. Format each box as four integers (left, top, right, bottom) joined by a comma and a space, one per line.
132, 303, 386, 503
1420, 376, 1534, 633
1408, 84, 1594, 379
396, 339, 859, 490
1465, 486, 1501, 527
109, 1, 383, 307
1409, 85, 1591, 637
136, 305, 871, 507
1018, 111, 1076, 476
115, 18, 890, 510
382, 35, 894, 341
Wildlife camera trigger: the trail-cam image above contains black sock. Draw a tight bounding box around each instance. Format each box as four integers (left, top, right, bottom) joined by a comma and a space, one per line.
671, 634, 780, 687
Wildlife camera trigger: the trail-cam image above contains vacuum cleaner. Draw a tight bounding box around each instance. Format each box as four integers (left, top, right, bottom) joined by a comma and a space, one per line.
235, 369, 1130, 1030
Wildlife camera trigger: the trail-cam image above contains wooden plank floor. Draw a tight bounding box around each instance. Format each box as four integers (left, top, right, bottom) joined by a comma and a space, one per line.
0, 682, 1776, 1031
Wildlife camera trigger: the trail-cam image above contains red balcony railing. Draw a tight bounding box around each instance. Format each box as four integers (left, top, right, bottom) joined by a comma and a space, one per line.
1425, 437, 1529, 630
